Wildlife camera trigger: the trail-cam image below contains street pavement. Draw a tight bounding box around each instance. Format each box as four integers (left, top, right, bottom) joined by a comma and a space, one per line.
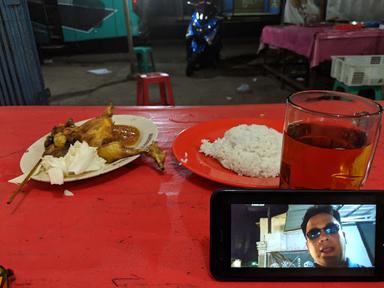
44, 39, 293, 106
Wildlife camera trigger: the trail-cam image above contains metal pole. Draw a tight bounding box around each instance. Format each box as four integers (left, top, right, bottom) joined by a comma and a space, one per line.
267, 205, 271, 234
123, 0, 136, 76
319, 0, 328, 22
280, 0, 286, 24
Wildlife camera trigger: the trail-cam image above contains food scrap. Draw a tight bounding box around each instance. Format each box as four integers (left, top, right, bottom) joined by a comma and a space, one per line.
64, 190, 74, 197
180, 152, 188, 163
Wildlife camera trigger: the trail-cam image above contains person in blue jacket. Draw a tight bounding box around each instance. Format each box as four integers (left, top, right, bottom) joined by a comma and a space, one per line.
301, 205, 364, 268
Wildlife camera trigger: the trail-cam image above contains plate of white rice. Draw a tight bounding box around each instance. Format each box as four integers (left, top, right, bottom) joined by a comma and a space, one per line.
172, 118, 284, 188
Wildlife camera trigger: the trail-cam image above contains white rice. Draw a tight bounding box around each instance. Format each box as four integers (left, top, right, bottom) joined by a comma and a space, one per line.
200, 124, 283, 177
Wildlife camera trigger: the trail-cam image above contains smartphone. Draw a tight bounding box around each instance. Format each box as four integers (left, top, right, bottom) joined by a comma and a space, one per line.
210, 189, 384, 281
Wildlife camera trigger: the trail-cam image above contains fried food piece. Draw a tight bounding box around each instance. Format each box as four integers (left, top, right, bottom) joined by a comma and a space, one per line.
53, 132, 67, 148
77, 116, 113, 147
145, 142, 166, 171
75, 105, 114, 147
96, 123, 141, 162
97, 141, 145, 163
97, 141, 166, 171
44, 106, 114, 157
44, 118, 77, 157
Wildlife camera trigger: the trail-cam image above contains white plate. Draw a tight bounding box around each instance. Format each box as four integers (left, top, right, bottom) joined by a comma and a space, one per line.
20, 115, 158, 183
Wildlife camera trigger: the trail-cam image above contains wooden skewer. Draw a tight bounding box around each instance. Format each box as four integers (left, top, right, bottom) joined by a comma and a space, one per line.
7, 159, 42, 205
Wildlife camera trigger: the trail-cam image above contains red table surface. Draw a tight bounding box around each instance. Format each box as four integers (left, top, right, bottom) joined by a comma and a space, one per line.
260, 25, 384, 67
0, 105, 383, 288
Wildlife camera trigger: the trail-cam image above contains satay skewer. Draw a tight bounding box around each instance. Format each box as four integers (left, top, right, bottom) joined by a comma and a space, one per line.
7, 158, 42, 205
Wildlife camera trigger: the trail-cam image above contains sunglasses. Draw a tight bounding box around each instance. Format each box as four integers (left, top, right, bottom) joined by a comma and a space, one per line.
306, 223, 340, 240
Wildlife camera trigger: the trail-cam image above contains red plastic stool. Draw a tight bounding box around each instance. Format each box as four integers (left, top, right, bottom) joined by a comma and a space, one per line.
136, 72, 175, 106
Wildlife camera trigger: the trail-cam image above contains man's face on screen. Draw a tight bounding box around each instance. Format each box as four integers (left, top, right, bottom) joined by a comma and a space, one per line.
305, 213, 347, 267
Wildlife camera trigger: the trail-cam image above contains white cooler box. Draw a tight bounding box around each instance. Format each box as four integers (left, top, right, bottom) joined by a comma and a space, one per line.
331, 55, 384, 86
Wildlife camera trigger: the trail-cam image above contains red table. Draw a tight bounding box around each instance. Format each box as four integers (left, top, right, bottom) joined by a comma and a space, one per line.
260, 25, 384, 68
0, 105, 383, 287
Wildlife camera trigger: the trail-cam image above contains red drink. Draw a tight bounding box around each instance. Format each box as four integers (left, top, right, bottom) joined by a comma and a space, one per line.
280, 122, 373, 190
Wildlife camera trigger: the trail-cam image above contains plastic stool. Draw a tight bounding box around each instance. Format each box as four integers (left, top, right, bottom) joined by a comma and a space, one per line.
333, 80, 383, 100
133, 46, 156, 73
136, 72, 175, 106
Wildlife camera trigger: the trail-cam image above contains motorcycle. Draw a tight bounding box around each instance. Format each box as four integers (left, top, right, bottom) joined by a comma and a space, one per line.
185, 0, 222, 76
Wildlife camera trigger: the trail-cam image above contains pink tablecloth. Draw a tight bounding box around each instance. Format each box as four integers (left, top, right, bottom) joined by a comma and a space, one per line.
260, 25, 384, 67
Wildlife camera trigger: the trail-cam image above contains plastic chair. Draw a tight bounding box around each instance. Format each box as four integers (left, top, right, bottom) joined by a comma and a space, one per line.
133, 46, 156, 73
136, 72, 175, 106
333, 80, 383, 101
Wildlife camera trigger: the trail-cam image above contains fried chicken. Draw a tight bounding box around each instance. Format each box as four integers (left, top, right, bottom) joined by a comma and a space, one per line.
43, 105, 165, 171
44, 106, 114, 157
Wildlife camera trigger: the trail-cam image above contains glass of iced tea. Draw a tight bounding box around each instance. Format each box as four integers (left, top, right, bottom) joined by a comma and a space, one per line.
279, 90, 382, 190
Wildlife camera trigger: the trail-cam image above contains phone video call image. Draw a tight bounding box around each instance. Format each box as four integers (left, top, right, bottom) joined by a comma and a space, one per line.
230, 204, 375, 269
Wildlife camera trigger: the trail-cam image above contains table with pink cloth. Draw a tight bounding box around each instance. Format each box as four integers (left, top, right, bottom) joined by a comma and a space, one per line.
260, 25, 384, 68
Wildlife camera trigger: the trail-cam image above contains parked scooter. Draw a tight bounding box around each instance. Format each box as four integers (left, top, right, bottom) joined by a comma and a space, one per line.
185, 0, 222, 76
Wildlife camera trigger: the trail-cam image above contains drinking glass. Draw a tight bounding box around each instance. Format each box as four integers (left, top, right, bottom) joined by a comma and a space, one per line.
279, 90, 382, 190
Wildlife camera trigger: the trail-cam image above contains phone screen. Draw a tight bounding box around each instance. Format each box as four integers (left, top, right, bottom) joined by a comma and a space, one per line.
230, 204, 376, 269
